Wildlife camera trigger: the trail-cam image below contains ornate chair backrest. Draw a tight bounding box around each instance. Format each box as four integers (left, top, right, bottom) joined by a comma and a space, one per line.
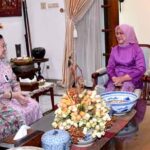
139, 44, 150, 72
139, 44, 150, 101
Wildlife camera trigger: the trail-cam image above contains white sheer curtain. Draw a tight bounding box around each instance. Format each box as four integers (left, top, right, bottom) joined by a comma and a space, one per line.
74, 0, 102, 87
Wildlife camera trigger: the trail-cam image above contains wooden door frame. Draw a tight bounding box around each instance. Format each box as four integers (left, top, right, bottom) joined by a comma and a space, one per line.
102, 0, 119, 65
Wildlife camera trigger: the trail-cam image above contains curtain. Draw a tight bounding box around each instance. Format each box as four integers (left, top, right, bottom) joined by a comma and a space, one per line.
62, 0, 94, 88
74, 0, 102, 87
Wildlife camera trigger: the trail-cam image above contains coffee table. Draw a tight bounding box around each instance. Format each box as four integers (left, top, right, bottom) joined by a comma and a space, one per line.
0, 110, 136, 150
71, 109, 136, 150
0, 130, 44, 149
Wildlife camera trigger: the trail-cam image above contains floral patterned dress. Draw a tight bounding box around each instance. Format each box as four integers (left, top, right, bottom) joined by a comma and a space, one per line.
0, 104, 24, 141
0, 59, 43, 140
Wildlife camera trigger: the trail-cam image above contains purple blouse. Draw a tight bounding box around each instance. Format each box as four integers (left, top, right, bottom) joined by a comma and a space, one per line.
107, 43, 146, 88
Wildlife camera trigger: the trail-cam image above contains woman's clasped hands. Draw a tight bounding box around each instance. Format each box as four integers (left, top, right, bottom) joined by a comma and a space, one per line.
112, 76, 123, 87
12, 91, 29, 106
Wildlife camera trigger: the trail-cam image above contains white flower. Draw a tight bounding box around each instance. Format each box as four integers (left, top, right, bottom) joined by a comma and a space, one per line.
62, 122, 67, 126
59, 125, 64, 130
95, 125, 100, 130
91, 130, 97, 138
71, 105, 78, 112
96, 98, 101, 103
102, 113, 111, 121
52, 122, 58, 128
89, 119, 94, 124
91, 122, 97, 128
96, 131, 105, 138
99, 122, 105, 128
62, 113, 68, 118
83, 113, 91, 120
95, 95, 100, 98
55, 108, 62, 115
79, 121, 84, 127
65, 125, 71, 130
91, 91, 96, 98
92, 118, 97, 122
73, 123, 78, 127
86, 122, 91, 128
87, 105, 94, 110
79, 93, 83, 98
66, 119, 73, 125
96, 103, 101, 109
83, 127, 88, 134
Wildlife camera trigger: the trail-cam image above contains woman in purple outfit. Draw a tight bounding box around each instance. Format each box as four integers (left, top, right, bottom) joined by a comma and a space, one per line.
0, 34, 42, 128
106, 24, 146, 92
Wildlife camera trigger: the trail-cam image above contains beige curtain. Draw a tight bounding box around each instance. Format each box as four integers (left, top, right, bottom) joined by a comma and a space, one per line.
74, 0, 102, 87
62, 0, 94, 88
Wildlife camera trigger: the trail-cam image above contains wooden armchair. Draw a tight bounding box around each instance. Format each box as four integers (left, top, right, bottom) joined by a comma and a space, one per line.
91, 44, 150, 102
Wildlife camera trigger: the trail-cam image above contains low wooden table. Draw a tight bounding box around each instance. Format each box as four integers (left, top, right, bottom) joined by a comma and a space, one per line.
0, 110, 136, 150
71, 109, 136, 150
0, 129, 44, 149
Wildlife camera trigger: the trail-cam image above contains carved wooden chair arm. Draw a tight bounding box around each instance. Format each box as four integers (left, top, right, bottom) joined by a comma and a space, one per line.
142, 75, 150, 101
91, 68, 107, 89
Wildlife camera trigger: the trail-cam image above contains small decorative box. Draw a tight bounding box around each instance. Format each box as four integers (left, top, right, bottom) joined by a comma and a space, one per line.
41, 129, 71, 150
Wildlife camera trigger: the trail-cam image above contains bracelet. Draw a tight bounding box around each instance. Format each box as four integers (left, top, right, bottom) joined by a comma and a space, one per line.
9, 91, 12, 100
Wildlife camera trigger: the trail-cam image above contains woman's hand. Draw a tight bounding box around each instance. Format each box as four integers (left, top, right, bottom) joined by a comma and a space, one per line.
112, 74, 132, 86
12, 92, 29, 106
112, 76, 123, 86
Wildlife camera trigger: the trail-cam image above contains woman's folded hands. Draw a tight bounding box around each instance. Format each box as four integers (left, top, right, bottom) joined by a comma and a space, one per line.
12, 91, 29, 106
112, 74, 132, 86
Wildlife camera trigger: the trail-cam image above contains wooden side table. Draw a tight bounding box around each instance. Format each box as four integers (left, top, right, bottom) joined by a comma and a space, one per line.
30, 82, 58, 111
33, 58, 49, 80
20, 82, 57, 112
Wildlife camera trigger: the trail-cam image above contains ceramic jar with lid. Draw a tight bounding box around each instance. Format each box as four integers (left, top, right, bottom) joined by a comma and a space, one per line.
41, 129, 71, 150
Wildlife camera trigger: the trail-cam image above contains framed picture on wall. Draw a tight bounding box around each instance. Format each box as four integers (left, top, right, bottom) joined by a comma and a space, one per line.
0, 0, 22, 17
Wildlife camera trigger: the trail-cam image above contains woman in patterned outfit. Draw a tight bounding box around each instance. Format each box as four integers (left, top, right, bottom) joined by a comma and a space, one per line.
0, 34, 42, 140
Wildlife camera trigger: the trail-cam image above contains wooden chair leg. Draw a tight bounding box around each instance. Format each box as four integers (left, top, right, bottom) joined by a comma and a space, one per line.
49, 87, 57, 111
142, 77, 150, 104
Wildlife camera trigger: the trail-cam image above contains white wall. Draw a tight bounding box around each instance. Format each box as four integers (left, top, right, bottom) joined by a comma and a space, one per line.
0, 0, 65, 80
119, 0, 150, 44
2, 1, 148, 80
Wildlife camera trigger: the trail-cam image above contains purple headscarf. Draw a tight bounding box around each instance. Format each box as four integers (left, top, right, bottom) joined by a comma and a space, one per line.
115, 24, 138, 44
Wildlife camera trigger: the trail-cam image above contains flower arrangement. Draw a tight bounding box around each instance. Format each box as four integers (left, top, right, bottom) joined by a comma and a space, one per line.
52, 88, 111, 143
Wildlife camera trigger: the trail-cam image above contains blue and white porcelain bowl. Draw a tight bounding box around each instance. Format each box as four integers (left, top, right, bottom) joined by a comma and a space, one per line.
101, 91, 138, 115
74, 133, 96, 147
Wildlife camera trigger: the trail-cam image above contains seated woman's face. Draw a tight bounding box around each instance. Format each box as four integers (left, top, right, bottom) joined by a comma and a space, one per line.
0, 38, 6, 59
115, 27, 127, 45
